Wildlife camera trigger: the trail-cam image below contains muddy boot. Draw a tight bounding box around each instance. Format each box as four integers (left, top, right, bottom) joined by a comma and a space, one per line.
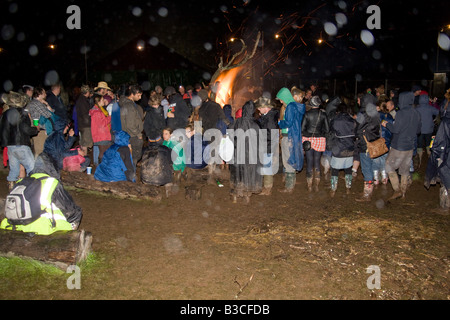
259, 175, 273, 196
345, 174, 353, 194
7, 181, 15, 191
381, 170, 388, 185
313, 170, 320, 192
174, 170, 182, 185
440, 186, 450, 210
330, 176, 338, 198
388, 172, 402, 200
244, 195, 251, 204
279, 172, 295, 193
306, 175, 313, 192
355, 181, 374, 202
400, 175, 409, 199
207, 163, 216, 185
373, 170, 380, 186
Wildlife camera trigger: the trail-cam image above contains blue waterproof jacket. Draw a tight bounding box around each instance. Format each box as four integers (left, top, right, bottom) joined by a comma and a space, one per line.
277, 88, 305, 171
43, 118, 77, 170
94, 131, 135, 182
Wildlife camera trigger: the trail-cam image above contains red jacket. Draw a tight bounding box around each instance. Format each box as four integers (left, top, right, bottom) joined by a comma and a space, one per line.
89, 105, 111, 143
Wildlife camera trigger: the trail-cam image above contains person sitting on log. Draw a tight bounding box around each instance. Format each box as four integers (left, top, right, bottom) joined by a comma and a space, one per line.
43, 118, 90, 172
94, 130, 136, 182
0, 152, 83, 235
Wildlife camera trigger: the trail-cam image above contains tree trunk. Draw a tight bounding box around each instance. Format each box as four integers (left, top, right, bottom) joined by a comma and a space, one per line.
60, 171, 162, 202
0, 229, 92, 270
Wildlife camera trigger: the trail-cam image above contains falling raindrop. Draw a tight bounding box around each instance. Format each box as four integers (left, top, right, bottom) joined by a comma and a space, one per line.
191, 95, 202, 108
1, 25, 15, 41
202, 211, 209, 218
397, 64, 404, 71
335, 13, 347, 27
422, 53, 428, 60
141, 81, 150, 91
324, 22, 337, 36
28, 45, 39, 57
132, 7, 142, 17
44, 70, 59, 86
3, 80, 13, 92
338, 1, 347, 10
204, 42, 212, 51
213, 17, 220, 24
360, 30, 375, 46
438, 33, 450, 51
149, 37, 159, 46
158, 7, 168, 17
355, 74, 363, 82
372, 50, 381, 60
202, 72, 211, 80
220, 5, 227, 13
80, 45, 91, 54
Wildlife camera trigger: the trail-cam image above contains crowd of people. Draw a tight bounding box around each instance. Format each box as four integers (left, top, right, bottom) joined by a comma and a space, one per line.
1, 79, 450, 213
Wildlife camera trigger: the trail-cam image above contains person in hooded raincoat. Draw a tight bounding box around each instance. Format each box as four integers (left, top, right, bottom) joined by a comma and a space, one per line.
276, 87, 305, 193
94, 130, 136, 182
229, 100, 262, 203
424, 109, 450, 210
382, 92, 421, 200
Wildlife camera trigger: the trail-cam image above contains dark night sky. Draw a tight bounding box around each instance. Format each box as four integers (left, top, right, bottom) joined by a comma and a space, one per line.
0, 0, 449, 93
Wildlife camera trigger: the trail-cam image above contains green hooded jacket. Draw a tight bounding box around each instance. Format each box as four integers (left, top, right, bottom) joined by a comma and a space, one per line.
276, 88, 296, 135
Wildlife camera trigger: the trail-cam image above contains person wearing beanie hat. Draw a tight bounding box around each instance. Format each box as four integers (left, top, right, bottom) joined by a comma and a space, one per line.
276, 87, 305, 193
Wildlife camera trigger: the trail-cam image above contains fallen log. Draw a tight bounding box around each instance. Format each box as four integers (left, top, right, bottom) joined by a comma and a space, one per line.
0, 229, 92, 270
60, 171, 162, 202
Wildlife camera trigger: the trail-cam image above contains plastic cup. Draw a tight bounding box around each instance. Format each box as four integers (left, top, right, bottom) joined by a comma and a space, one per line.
33, 119, 39, 126
86, 167, 92, 175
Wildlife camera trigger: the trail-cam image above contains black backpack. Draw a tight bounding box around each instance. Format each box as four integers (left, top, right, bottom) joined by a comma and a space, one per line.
4, 176, 49, 226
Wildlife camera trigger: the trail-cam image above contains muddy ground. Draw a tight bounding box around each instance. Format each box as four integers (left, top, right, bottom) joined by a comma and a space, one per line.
0, 156, 449, 301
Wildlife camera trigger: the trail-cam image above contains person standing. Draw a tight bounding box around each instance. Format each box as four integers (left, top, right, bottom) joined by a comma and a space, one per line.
46, 83, 68, 122
301, 96, 329, 192
89, 94, 112, 165
415, 93, 439, 166
329, 103, 356, 197
75, 85, 93, 155
355, 94, 382, 202
0, 99, 38, 190
382, 92, 421, 200
164, 86, 191, 131
256, 96, 279, 196
276, 87, 305, 193
26, 87, 55, 158
144, 95, 166, 145
119, 85, 144, 167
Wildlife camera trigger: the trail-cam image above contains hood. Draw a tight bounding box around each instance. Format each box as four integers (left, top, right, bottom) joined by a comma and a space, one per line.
398, 92, 414, 110
223, 104, 232, 117
326, 96, 341, 114
418, 94, 429, 107
361, 93, 377, 109
241, 100, 256, 119
276, 87, 295, 105
53, 118, 68, 133
30, 152, 61, 179
365, 103, 379, 118
113, 130, 130, 147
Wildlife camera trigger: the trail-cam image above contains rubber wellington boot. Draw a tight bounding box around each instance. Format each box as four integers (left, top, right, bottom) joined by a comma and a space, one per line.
345, 174, 353, 194
330, 176, 338, 198
306, 176, 313, 192
279, 172, 295, 193
400, 175, 409, 199
355, 181, 374, 202
313, 170, 321, 192
260, 175, 273, 196
388, 172, 402, 200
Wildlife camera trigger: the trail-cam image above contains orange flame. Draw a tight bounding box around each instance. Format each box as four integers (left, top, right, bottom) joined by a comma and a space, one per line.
214, 67, 243, 107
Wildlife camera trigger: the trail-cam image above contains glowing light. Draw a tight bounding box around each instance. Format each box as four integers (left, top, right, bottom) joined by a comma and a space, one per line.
0, 47, 3, 53
49, 44, 56, 50
214, 67, 243, 107
275, 34, 280, 39
137, 45, 144, 51
318, 39, 323, 44
230, 38, 235, 42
